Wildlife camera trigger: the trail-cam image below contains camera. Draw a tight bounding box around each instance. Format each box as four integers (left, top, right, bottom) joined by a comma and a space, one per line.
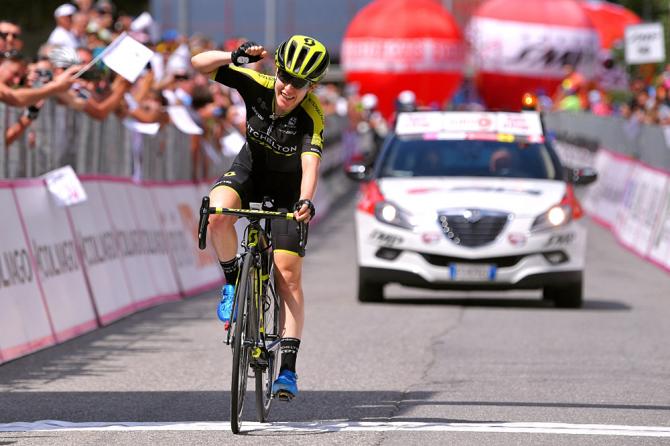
32, 68, 53, 88
80, 66, 105, 81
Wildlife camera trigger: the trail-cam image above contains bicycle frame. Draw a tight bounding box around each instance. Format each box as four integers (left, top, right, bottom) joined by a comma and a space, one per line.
197, 195, 307, 430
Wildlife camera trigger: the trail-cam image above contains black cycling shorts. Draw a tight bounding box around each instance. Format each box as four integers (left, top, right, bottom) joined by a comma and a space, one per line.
212, 163, 306, 257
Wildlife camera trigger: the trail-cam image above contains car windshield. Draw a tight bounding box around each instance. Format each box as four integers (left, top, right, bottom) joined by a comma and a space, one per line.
378, 137, 558, 180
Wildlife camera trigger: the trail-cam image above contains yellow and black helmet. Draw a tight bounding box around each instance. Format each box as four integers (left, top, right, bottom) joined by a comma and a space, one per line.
275, 35, 330, 83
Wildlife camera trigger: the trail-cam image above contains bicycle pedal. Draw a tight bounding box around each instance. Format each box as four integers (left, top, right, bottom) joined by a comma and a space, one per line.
274, 390, 294, 402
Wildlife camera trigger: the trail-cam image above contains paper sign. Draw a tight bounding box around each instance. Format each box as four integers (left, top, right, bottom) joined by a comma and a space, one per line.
42, 165, 87, 206
123, 118, 160, 135
168, 105, 204, 135
130, 12, 154, 31
102, 32, 154, 82
625, 23, 666, 65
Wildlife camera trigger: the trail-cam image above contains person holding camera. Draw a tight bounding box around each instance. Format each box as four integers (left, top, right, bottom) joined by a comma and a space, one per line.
48, 46, 131, 121
0, 51, 80, 108
4, 58, 54, 146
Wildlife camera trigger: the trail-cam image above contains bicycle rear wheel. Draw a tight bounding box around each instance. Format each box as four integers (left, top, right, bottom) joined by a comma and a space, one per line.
255, 261, 280, 422
230, 254, 253, 434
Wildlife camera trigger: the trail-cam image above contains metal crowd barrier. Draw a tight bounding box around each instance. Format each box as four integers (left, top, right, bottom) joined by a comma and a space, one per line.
0, 100, 349, 181
544, 111, 670, 170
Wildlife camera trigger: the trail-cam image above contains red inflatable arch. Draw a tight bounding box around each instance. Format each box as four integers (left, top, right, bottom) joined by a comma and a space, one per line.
341, 0, 465, 118
581, 0, 641, 50
469, 0, 599, 110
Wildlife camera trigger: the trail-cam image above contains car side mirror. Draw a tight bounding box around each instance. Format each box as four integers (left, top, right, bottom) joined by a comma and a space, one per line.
567, 167, 597, 186
345, 163, 371, 182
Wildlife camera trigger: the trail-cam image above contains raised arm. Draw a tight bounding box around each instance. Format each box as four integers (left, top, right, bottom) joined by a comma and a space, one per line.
191, 51, 233, 75
191, 43, 268, 75
0, 65, 81, 107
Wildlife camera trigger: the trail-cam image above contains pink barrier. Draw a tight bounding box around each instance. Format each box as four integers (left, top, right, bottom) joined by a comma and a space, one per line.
584, 149, 670, 273
149, 183, 223, 296
67, 180, 137, 325
0, 172, 337, 364
0, 184, 56, 362
12, 179, 98, 343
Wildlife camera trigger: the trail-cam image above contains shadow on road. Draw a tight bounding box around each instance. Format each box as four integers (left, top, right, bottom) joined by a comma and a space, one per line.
0, 298, 215, 390
374, 296, 630, 311
1, 390, 667, 426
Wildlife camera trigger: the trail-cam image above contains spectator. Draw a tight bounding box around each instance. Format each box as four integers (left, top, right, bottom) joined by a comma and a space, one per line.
91, 0, 115, 30
555, 80, 583, 112
5, 60, 52, 146
48, 45, 131, 120
74, 0, 94, 14
48, 4, 79, 48
587, 89, 612, 116
71, 13, 89, 47
0, 52, 79, 107
0, 21, 23, 53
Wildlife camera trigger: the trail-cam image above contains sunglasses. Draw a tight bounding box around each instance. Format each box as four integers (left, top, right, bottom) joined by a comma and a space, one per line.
0, 32, 21, 39
277, 69, 310, 89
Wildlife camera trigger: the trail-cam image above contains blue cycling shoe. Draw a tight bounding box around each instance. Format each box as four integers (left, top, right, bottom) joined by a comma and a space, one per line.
217, 284, 236, 329
272, 369, 298, 401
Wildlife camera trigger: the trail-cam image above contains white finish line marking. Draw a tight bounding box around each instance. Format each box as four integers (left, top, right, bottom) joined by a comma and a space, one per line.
1, 420, 670, 437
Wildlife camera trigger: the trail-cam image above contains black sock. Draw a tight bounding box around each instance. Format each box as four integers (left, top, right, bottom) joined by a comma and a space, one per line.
279, 338, 301, 373
220, 258, 238, 285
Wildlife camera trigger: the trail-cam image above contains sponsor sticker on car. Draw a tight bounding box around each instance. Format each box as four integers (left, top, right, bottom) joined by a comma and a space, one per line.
396, 111, 543, 139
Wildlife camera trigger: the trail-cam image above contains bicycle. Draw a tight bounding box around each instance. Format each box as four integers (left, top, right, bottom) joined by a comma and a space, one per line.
197, 195, 307, 434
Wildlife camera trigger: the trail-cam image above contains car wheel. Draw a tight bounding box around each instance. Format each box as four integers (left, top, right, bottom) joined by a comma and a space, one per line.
358, 274, 384, 303
543, 282, 583, 308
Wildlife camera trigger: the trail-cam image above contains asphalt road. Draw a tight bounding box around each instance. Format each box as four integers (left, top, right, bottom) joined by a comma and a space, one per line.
1, 191, 670, 445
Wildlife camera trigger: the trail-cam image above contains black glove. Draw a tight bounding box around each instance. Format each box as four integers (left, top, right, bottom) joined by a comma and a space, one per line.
24, 105, 40, 120
231, 41, 262, 66
294, 199, 315, 219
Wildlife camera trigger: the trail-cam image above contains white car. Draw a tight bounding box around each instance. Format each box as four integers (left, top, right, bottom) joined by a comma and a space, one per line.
347, 111, 597, 308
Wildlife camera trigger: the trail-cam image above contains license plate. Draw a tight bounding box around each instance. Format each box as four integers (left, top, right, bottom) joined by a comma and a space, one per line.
449, 263, 496, 281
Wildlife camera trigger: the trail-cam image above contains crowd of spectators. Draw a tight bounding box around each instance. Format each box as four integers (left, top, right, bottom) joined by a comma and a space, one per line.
542, 59, 670, 127
0, 0, 352, 180
9, 1, 667, 180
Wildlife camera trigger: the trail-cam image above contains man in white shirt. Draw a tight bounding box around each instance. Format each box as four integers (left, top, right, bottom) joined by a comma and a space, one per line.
47, 4, 80, 48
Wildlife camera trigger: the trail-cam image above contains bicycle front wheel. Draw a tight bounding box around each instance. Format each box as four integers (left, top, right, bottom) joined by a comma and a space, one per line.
255, 262, 280, 422
230, 254, 253, 434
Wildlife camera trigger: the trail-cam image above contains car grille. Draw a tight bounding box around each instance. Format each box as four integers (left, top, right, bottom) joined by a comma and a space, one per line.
420, 252, 524, 268
438, 210, 510, 247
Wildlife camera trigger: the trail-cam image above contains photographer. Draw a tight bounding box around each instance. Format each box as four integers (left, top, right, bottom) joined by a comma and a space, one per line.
0, 51, 80, 107
48, 46, 131, 120
4, 59, 53, 146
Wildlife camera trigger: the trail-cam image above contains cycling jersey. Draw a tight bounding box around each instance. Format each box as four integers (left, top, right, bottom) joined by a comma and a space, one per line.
212, 64, 325, 173
210, 64, 325, 256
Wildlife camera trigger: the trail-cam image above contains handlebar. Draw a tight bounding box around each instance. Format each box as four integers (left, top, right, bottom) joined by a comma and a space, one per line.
197, 196, 308, 250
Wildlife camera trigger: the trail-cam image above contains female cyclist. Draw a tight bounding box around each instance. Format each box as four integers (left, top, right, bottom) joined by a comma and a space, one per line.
191, 35, 329, 400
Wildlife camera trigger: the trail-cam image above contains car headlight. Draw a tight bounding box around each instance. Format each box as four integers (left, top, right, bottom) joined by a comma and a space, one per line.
531, 204, 572, 232
374, 201, 414, 230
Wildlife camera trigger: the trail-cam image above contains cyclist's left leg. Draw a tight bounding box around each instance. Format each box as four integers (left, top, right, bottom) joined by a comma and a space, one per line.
272, 251, 303, 398
274, 251, 304, 339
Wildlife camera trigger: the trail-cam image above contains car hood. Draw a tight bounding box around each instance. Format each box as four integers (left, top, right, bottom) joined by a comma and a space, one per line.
378, 177, 567, 217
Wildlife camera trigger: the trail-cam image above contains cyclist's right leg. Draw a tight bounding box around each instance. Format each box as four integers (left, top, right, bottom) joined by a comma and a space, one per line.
209, 185, 242, 325
208, 185, 241, 263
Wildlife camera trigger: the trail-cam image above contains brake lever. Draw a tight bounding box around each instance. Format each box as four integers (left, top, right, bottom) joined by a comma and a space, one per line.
198, 196, 210, 250
297, 221, 308, 249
